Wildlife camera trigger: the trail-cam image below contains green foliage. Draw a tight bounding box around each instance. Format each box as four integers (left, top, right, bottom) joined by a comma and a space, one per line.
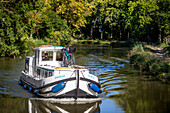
164, 47, 170, 56
0, 0, 71, 57
111, 40, 136, 47
130, 44, 144, 53
0, 0, 170, 57
21, 38, 47, 56
159, 43, 170, 56
159, 43, 169, 48
54, 0, 92, 35
77, 34, 86, 40
129, 44, 170, 81
96, 39, 101, 44
40, 10, 71, 46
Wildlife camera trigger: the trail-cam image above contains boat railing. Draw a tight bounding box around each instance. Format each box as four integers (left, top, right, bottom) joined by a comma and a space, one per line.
31, 66, 98, 80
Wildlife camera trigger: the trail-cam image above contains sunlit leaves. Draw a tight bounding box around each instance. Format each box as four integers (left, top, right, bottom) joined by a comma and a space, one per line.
0, 0, 71, 57
126, 0, 158, 28
54, 0, 92, 31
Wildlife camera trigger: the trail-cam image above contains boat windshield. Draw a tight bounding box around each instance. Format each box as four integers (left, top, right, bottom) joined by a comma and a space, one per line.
42, 51, 53, 61
56, 51, 63, 61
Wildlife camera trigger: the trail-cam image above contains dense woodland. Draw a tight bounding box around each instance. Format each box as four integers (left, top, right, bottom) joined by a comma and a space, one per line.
0, 0, 169, 57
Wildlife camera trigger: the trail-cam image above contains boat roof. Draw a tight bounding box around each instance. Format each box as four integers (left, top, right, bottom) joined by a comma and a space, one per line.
34, 45, 64, 51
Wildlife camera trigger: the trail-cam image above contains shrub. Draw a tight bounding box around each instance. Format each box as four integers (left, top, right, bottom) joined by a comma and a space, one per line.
96, 39, 101, 44
129, 44, 170, 81
149, 62, 161, 75
159, 62, 170, 73
123, 40, 135, 47
77, 34, 86, 40
159, 43, 169, 48
110, 40, 136, 48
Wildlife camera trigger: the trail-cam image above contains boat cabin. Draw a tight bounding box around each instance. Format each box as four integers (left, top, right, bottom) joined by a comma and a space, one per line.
34, 46, 65, 67
24, 45, 76, 77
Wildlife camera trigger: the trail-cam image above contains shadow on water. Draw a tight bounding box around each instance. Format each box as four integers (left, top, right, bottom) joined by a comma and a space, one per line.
0, 44, 170, 113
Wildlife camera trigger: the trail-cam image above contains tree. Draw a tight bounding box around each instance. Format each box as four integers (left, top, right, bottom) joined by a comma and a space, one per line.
155, 0, 170, 43
0, 0, 71, 57
90, 0, 159, 41
51, 0, 92, 36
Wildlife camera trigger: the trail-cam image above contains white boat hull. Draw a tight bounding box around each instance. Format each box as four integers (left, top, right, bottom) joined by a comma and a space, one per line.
19, 69, 101, 98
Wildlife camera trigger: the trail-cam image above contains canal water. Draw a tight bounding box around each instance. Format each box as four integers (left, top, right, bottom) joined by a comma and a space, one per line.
0, 44, 170, 113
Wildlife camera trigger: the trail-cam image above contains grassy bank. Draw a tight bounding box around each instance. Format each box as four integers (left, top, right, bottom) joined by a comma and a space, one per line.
71, 39, 136, 48
128, 44, 170, 82
110, 40, 136, 47
71, 39, 111, 45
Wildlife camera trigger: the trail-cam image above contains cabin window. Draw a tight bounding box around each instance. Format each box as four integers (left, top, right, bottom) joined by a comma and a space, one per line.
38, 50, 40, 64
45, 71, 48, 78
36, 69, 54, 78
25, 58, 29, 72
37, 69, 40, 76
56, 51, 63, 61
42, 51, 53, 61
49, 72, 53, 77
41, 70, 44, 77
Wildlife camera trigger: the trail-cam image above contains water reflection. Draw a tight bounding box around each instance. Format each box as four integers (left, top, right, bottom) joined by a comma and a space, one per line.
0, 95, 28, 113
112, 81, 170, 113
28, 98, 101, 113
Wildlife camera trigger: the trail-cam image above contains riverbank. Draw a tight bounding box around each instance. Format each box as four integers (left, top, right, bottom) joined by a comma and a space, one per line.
71, 39, 111, 45
128, 44, 170, 82
71, 39, 136, 47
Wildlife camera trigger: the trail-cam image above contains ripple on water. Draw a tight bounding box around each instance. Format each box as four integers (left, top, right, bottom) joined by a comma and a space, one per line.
89, 55, 130, 98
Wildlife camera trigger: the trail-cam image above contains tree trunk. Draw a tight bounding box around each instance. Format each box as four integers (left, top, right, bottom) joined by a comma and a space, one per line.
163, 28, 165, 44
140, 65, 142, 76
110, 25, 113, 39
90, 24, 93, 39
120, 27, 122, 41
148, 27, 150, 43
30, 33, 33, 38
127, 29, 130, 40
80, 28, 82, 38
100, 24, 103, 40
159, 28, 166, 43
159, 28, 162, 43
90, 16, 98, 39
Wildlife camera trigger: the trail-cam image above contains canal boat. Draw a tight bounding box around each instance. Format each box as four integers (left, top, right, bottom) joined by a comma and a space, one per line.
19, 45, 102, 99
